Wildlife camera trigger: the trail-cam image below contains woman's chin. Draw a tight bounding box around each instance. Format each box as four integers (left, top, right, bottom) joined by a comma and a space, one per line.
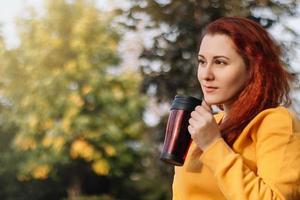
203, 98, 223, 106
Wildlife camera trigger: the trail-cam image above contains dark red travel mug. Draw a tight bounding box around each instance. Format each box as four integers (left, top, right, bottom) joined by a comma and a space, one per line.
160, 95, 202, 166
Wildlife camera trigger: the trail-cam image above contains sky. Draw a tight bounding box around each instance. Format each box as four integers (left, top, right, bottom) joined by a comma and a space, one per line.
0, 0, 127, 48
0, 0, 43, 48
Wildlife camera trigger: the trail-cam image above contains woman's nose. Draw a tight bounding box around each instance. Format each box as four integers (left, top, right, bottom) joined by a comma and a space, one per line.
199, 64, 214, 81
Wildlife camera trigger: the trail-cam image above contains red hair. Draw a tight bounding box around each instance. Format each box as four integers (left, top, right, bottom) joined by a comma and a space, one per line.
202, 17, 293, 146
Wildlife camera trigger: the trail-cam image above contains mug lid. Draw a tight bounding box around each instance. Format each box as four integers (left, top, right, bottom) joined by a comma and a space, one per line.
171, 95, 202, 111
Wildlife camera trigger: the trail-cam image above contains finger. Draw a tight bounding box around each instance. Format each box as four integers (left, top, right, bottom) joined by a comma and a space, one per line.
188, 117, 199, 127
191, 109, 202, 119
195, 105, 211, 118
195, 106, 215, 123
188, 125, 195, 135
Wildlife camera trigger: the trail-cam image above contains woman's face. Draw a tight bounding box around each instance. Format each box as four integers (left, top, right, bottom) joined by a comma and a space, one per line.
197, 34, 248, 107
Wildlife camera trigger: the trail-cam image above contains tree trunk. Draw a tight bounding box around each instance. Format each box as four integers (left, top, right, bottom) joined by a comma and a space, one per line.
67, 175, 82, 200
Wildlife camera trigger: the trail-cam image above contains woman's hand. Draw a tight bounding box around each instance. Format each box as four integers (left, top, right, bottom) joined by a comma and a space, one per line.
188, 101, 222, 151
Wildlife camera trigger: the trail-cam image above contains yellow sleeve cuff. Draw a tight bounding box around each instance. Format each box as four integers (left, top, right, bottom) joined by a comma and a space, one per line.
200, 138, 236, 173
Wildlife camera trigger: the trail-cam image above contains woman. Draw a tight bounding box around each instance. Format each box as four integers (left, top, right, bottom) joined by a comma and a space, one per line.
172, 17, 300, 200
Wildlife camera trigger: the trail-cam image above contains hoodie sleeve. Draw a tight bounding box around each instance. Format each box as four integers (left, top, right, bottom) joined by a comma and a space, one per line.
199, 108, 300, 200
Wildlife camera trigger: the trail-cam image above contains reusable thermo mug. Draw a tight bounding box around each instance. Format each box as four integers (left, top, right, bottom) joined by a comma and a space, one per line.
160, 95, 202, 166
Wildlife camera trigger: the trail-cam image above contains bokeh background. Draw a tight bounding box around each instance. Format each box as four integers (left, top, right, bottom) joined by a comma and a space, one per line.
0, 0, 299, 199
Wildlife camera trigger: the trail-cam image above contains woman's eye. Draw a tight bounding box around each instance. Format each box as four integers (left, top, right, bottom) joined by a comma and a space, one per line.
198, 59, 206, 65
215, 60, 227, 65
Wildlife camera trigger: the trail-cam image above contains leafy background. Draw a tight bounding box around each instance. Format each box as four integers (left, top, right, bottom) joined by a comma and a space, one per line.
0, 0, 299, 199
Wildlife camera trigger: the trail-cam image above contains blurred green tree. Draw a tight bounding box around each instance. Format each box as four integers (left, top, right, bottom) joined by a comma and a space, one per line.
0, 0, 165, 199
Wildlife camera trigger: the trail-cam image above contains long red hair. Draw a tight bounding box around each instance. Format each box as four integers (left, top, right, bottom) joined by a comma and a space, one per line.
201, 17, 293, 146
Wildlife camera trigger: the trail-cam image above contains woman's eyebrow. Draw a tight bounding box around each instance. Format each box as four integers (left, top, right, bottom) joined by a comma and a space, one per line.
198, 55, 230, 60
198, 54, 205, 59
213, 56, 230, 60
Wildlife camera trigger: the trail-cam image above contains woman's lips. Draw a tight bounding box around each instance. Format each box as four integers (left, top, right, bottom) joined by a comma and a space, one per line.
203, 85, 218, 93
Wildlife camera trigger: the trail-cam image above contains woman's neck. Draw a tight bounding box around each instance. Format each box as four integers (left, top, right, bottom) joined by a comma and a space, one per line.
223, 103, 232, 121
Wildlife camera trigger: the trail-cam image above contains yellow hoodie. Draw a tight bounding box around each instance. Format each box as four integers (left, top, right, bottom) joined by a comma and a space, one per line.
173, 106, 300, 200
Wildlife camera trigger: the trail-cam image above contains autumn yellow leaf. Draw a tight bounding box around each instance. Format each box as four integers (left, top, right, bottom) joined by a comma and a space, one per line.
31, 164, 51, 180
64, 60, 77, 74
112, 85, 124, 101
42, 135, 53, 147
70, 139, 99, 161
69, 93, 84, 107
14, 135, 37, 151
42, 135, 65, 152
103, 144, 116, 157
92, 159, 110, 175
17, 175, 30, 182
62, 117, 71, 133
53, 136, 65, 152
28, 114, 38, 129
42, 119, 53, 130
81, 85, 92, 95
